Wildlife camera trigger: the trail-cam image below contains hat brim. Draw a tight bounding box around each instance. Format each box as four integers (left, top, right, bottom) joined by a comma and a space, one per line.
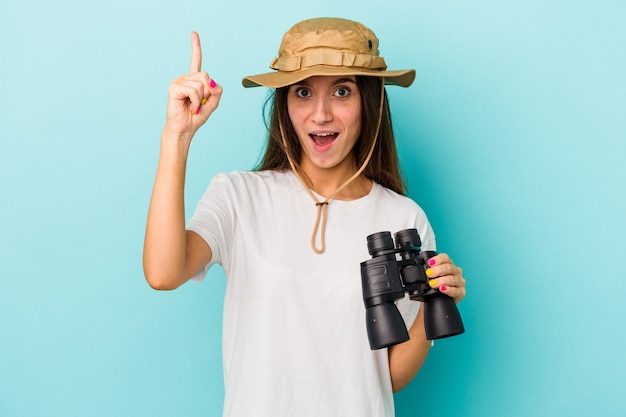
242, 66, 416, 88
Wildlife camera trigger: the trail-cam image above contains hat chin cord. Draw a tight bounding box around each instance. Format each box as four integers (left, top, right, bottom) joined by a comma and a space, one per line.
278, 77, 386, 254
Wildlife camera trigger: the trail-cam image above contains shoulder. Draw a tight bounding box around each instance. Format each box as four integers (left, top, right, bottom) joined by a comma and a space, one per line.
207, 169, 300, 197
212, 169, 293, 184
372, 182, 427, 214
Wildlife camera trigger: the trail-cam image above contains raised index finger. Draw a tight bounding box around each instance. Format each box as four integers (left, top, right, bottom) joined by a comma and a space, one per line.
190, 31, 202, 73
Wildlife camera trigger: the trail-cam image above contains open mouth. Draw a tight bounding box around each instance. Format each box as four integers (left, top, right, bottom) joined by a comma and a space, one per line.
309, 132, 338, 150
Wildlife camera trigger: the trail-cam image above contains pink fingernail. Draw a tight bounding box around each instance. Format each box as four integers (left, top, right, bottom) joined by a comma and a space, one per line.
428, 259, 436, 266
210, 79, 216, 88
440, 285, 447, 291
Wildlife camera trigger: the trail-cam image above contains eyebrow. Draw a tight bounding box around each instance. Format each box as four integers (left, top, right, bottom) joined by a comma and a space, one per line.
292, 77, 358, 87
333, 77, 358, 85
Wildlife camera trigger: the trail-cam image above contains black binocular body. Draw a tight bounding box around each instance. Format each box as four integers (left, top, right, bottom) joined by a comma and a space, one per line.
360, 228, 465, 350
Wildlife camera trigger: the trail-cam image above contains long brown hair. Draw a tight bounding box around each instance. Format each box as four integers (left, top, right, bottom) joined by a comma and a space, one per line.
254, 76, 407, 195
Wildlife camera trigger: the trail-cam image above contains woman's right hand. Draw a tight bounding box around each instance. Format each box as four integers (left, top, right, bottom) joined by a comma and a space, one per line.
164, 31, 223, 139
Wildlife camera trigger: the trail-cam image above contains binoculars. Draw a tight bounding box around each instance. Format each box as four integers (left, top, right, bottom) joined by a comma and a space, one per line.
360, 228, 465, 350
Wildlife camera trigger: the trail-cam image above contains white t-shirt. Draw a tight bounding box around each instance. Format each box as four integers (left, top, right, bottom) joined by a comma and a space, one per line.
187, 170, 436, 417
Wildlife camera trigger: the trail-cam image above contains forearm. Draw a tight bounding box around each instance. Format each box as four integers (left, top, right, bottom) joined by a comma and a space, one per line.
388, 305, 431, 392
143, 131, 193, 290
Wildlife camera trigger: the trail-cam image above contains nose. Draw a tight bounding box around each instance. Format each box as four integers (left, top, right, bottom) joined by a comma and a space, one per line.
311, 96, 333, 124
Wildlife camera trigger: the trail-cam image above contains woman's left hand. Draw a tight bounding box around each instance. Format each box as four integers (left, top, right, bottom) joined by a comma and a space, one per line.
426, 253, 466, 304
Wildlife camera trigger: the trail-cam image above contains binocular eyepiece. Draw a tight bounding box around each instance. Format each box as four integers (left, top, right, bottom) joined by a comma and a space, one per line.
360, 228, 465, 350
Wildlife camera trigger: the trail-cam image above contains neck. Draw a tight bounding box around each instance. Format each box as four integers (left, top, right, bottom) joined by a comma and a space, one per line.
297, 159, 372, 201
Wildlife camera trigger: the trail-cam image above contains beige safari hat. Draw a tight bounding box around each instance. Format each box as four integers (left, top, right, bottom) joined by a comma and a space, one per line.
242, 17, 416, 88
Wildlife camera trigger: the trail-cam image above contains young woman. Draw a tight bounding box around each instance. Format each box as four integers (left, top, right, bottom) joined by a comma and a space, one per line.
144, 17, 466, 417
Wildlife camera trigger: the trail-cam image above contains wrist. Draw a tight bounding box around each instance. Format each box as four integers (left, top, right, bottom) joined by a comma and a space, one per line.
158, 129, 195, 168
162, 125, 195, 144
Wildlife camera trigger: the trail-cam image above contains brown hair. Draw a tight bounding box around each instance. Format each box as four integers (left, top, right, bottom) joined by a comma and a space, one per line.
254, 76, 407, 195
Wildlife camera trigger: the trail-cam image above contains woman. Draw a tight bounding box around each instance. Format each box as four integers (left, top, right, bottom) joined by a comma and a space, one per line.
144, 17, 466, 417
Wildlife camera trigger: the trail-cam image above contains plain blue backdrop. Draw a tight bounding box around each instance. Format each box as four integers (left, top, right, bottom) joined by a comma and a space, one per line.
1, 1, 625, 416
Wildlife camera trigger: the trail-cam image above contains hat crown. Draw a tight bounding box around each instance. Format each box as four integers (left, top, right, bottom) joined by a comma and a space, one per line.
270, 18, 387, 72
280, 18, 380, 58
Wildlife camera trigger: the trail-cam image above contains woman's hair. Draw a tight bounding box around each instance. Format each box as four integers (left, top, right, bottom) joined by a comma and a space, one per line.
254, 76, 407, 195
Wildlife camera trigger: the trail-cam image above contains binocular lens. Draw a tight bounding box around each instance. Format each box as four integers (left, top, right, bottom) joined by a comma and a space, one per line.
365, 303, 409, 350
423, 295, 465, 340
393, 228, 421, 248
366, 231, 394, 256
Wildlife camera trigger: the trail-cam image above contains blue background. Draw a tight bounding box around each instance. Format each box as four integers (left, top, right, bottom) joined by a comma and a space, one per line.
1, 1, 625, 416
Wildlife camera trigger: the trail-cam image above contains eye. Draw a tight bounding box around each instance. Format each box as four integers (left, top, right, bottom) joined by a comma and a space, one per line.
334, 87, 351, 98
294, 87, 312, 98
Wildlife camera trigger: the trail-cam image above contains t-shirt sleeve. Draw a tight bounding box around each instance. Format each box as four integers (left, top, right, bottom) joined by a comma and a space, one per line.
186, 173, 235, 281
